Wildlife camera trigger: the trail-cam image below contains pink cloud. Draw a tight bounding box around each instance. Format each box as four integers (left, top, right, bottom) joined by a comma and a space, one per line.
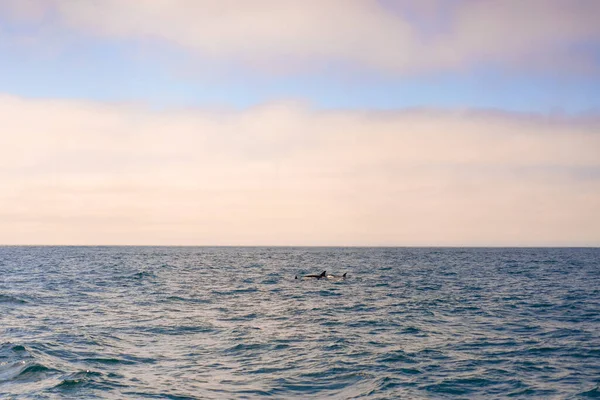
1, 0, 599, 74
1, 95, 599, 245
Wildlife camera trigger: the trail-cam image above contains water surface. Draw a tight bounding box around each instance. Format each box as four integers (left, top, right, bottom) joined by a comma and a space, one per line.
1, 247, 599, 398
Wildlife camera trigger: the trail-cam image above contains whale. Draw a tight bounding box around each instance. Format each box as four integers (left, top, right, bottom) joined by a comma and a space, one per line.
295, 271, 326, 280
326, 272, 347, 279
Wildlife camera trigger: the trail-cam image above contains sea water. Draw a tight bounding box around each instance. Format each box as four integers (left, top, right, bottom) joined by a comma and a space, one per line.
1, 246, 599, 399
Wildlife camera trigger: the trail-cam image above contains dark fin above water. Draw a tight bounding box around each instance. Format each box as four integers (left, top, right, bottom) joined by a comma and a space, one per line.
300, 270, 327, 279
343, 272, 347, 278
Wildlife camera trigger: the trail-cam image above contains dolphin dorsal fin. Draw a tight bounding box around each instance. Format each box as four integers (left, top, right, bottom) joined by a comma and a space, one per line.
343, 272, 347, 278
320, 271, 326, 277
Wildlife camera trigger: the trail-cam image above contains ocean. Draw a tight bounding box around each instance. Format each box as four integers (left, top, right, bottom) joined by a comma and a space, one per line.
1, 246, 599, 399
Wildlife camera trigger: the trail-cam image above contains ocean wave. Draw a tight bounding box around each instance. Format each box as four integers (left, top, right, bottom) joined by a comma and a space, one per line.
0, 293, 28, 304
0, 361, 57, 383
1, 246, 599, 398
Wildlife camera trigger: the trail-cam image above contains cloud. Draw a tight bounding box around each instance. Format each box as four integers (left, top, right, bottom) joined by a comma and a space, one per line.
1, 95, 599, 245
1, 0, 599, 74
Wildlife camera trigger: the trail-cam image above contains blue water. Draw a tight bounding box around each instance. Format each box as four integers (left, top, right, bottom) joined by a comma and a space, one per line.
1, 247, 599, 399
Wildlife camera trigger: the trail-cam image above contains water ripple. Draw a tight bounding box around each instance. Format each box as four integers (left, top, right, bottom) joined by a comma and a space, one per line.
0, 246, 599, 398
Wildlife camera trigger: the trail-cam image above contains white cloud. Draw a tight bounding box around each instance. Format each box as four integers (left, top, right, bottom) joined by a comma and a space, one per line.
1, 0, 599, 74
0, 95, 598, 245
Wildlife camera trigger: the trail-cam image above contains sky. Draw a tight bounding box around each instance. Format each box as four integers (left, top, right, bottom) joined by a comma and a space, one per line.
0, 0, 599, 246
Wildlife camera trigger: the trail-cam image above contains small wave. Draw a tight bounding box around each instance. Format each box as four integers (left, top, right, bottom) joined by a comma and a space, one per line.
569, 348, 600, 359
419, 285, 442, 291
399, 367, 422, 375
0, 293, 28, 304
378, 350, 417, 364
219, 312, 258, 322
164, 296, 211, 304
223, 343, 270, 355
349, 303, 378, 312
402, 326, 422, 334
273, 375, 362, 396
0, 361, 25, 382
52, 370, 103, 390
318, 289, 341, 297
526, 346, 561, 355
83, 357, 134, 365
0, 343, 57, 384
579, 386, 600, 398
20, 364, 52, 375
507, 387, 536, 397
131, 271, 156, 279
146, 324, 216, 335
211, 287, 258, 296
122, 390, 205, 399
232, 287, 259, 294
424, 381, 473, 396
84, 353, 156, 366
0, 342, 27, 353
371, 376, 402, 392
0, 361, 58, 382
54, 378, 83, 388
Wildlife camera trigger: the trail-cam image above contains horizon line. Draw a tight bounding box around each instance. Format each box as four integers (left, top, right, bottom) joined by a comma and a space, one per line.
1, 244, 598, 249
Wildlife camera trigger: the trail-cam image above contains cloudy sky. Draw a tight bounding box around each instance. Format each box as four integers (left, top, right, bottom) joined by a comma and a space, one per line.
1, 0, 599, 246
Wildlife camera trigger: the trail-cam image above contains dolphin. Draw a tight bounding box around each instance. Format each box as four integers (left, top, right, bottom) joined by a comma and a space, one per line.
295, 271, 326, 280
326, 272, 347, 279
